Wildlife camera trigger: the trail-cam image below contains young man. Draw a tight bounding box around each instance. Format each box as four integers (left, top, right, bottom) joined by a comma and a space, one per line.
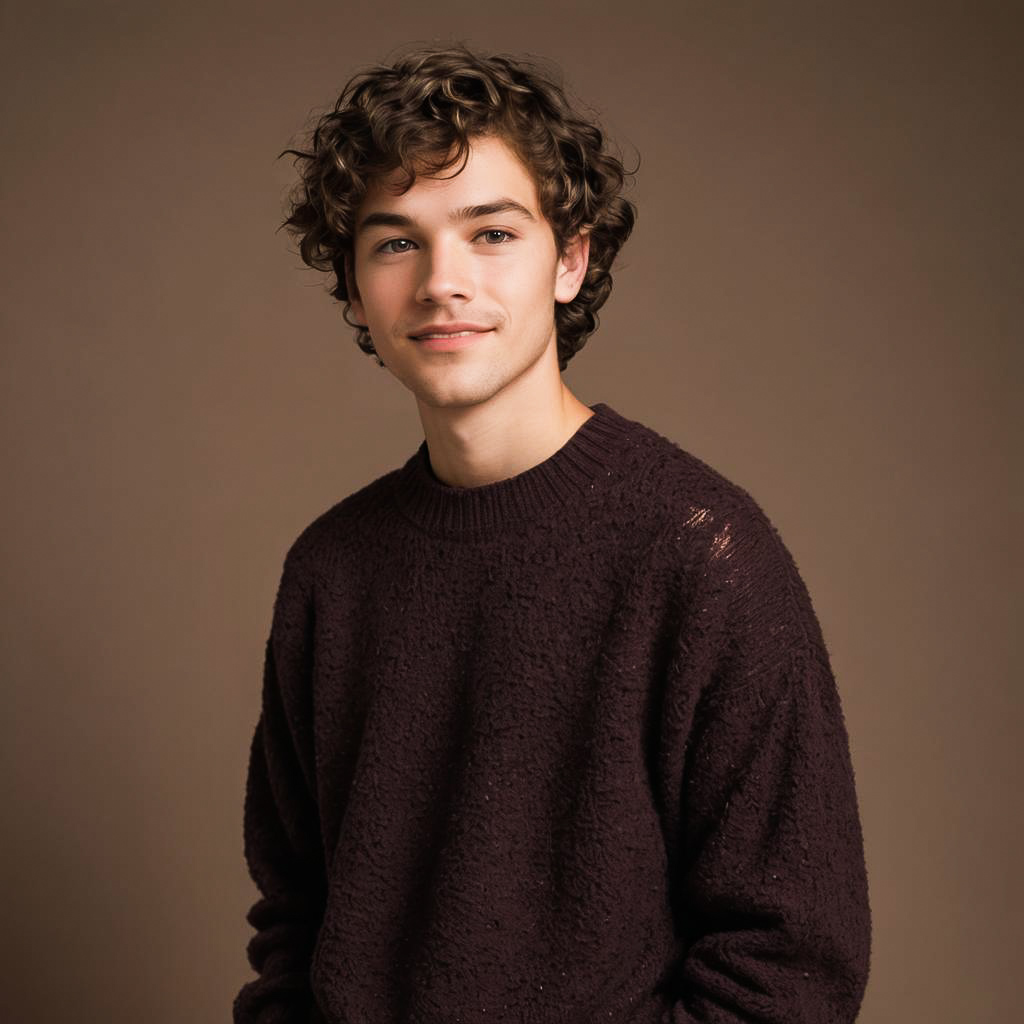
234, 45, 872, 1024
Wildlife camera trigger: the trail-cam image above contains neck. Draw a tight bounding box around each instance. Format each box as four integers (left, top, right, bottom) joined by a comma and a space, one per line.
415, 382, 595, 490
390, 400, 641, 539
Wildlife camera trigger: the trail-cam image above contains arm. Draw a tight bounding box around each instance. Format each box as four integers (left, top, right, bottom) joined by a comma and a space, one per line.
234, 546, 328, 1024
660, 509, 871, 1023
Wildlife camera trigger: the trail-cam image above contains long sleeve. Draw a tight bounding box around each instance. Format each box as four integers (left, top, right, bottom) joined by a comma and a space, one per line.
660, 508, 871, 1023
234, 545, 328, 1024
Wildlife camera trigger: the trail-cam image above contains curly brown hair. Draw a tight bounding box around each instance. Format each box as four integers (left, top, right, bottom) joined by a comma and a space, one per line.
278, 43, 637, 371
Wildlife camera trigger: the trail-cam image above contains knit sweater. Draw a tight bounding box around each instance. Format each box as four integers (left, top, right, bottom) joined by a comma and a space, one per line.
234, 401, 871, 1024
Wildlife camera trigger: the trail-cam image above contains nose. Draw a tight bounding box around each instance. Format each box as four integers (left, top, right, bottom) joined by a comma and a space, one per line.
414, 237, 475, 305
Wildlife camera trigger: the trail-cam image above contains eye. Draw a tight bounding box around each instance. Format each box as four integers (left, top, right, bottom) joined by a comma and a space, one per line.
377, 238, 416, 254
478, 229, 515, 244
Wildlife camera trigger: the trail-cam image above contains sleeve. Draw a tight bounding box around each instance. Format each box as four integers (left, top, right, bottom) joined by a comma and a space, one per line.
234, 544, 329, 1024
660, 508, 871, 1024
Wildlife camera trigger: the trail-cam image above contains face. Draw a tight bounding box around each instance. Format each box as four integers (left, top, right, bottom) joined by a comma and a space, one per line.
346, 134, 589, 411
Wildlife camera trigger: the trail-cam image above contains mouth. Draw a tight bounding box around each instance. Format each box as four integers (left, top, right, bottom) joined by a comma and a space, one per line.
414, 330, 484, 340
409, 323, 494, 340
409, 325, 495, 350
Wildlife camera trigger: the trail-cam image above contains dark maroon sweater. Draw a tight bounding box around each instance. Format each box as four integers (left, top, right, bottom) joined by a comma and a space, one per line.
234, 401, 871, 1024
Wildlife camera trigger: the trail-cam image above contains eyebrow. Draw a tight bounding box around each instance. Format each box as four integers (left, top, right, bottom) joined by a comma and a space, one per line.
357, 198, 536, 233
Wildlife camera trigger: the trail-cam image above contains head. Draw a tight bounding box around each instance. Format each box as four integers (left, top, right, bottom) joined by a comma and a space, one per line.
278, 44, 630, 380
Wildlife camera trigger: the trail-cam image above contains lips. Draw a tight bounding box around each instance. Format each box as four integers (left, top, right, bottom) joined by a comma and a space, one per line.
409, 322, 494, 340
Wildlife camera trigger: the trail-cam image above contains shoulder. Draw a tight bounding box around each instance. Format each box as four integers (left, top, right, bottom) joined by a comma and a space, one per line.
273, 463, 406, 593
611, 407, 773, 549
615, 408, 827, 659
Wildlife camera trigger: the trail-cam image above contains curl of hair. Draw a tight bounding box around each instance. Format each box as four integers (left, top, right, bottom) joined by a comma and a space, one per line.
278, 43, 637, 370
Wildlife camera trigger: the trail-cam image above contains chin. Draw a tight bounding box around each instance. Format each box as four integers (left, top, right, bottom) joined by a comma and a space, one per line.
409, 376, 506, 411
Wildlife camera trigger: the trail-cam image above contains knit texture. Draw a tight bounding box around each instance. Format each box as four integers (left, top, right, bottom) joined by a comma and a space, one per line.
234, 401, 871, 1024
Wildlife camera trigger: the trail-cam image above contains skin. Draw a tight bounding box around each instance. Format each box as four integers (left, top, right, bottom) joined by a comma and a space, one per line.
345, 133, 595, 489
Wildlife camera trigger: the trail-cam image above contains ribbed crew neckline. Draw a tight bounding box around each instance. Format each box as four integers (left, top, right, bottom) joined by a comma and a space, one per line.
390, 402, 643, 536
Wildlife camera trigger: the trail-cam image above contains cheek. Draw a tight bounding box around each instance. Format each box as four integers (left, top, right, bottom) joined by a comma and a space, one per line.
486, 261, 556, 308
358, 268, 408, 317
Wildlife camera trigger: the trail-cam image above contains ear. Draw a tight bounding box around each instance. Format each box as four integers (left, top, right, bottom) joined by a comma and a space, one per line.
344, 251, 367, 326
554, 231, 591, 304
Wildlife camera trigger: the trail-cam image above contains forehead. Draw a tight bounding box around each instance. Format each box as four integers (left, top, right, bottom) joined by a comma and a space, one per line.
357, 135, 540, 221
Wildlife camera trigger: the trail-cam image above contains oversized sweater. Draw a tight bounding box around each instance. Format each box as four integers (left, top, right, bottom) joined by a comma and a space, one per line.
233, 401, 871, 1024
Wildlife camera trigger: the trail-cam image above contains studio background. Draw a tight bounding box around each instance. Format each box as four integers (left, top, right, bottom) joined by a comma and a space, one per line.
2, 2, 1019, 1021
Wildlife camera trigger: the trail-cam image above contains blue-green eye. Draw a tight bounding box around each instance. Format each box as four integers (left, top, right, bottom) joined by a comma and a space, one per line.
378, 238, 415, 254
479, 230, 514, 244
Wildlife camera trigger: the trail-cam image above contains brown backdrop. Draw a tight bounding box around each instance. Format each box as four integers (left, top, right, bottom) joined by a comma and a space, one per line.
2, 2, 1020, 1021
